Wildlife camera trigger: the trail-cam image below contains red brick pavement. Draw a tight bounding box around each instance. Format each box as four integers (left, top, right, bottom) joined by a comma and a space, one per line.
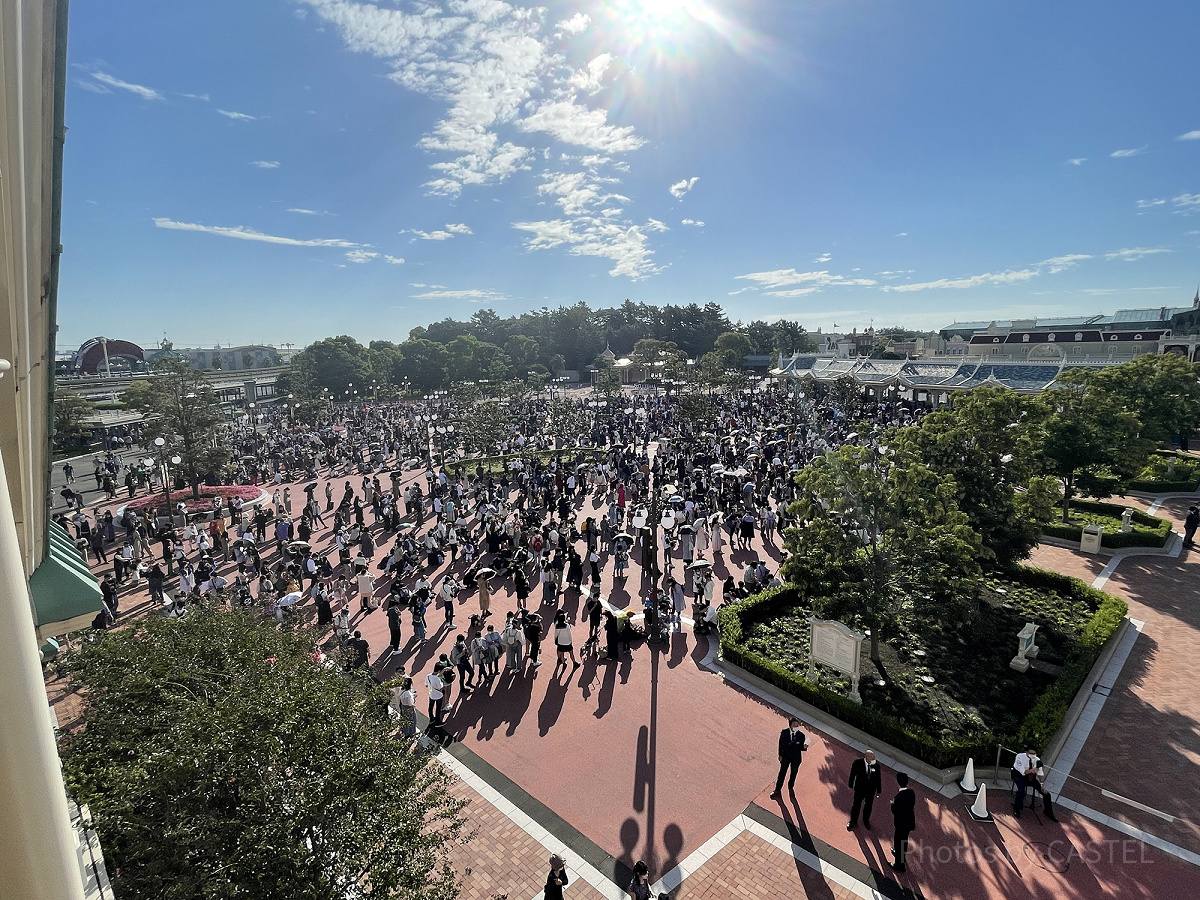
1030, 497, 1200, 857
670, 830, 858, 900
53, 467, 1200, 899
445, 776, 609, 900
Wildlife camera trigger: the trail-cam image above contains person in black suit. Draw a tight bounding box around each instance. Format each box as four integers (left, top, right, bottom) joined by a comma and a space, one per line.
890, 772, 917, 872
771, 716, 808, 798
847, 750, 883, 830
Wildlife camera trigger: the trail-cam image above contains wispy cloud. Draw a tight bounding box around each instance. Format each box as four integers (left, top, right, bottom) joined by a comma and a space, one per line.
681, 218, 705, 227
1173, 193, 1200, 212
556, 13, 590, 35
407, 223, 472, 241
216, 109, 256, 121
885, 268, 1040, 292
180, 92, 210, 102
1066, 157, 1087, 166
409, 288, 506, 302
1136, 198, 1166, 209
514, 217, 663, 279
250, 160, 280, 169
519, 99, 645, 153
1176, 131, 1200, 141
301, 0, 663, 280
881, 251, 1092, 292
813, 252, 831, 264
669, 177, 699, 200
152, 217, 365, 248
89, 71, 164, 101
735, 269, 877, 296
383, 255, 405, 265
1038, 253, 1092, 273
287, 208, 334, 216
1105, 247, 1171, 262
345, 250, 378, 263
1110, 146, 1147, 158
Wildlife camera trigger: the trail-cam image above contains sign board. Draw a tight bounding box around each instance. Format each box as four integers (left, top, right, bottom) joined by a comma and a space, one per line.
807, 617, 865, 704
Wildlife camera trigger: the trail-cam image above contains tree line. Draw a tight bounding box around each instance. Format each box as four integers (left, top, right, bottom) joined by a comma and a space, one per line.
277, 300, 822, 396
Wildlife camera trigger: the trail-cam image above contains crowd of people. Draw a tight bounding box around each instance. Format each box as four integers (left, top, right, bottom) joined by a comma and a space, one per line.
55, 381, 926, 739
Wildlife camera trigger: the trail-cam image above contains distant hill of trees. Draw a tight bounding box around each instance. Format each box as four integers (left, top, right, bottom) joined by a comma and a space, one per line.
278, 300, 822, 396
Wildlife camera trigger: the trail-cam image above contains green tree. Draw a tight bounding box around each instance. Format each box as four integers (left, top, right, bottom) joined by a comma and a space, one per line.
53, 388, 95, 451
59, 607, 464, 900
287, 336, 374, 398
1032, 383, 1149, 522
545, 398, 589, 449
122, 360, 231, 500
889, 387, 1049, 564
396, 339, 451, 391
1081, 353, 1200, 445
713, 331, 753, 368
594, 366, 624, 398
783, 444, 983, 662
456, 399, 512, 455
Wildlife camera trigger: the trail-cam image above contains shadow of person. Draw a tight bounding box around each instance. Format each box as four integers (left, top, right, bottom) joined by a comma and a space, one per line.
502, 667, 536, 738
660, 823, 685, 887
594, 656, 619, 719
667, 630, 689, 669
536, 670, 570, 736
633, 725, 651, 813
618, 645, 635, 685
618, 817, 641, 872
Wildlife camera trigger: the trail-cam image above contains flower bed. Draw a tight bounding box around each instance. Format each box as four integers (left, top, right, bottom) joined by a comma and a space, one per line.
718, 570, 1126, 768
125, 485, 264, 516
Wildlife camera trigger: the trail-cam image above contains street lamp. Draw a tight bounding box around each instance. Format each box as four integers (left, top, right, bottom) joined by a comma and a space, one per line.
152, 436, 181, 575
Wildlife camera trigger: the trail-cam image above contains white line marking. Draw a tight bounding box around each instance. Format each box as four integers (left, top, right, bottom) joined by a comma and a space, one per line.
435, 750, 627, 900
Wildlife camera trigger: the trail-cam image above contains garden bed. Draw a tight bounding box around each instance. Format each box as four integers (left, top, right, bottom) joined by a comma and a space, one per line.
125, 484, 265, 516
1041, 499, 1171, 549
718, 569, 1126, 768
1125, 450, 1200, 493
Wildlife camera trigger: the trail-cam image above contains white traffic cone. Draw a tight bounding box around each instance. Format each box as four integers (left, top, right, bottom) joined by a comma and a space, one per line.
968, 783, 994, 822
958, 758, 979, 794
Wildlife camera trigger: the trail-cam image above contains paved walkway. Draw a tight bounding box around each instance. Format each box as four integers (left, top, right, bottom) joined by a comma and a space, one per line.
51, 465, 1200, 898
1029, 495, 1200, 859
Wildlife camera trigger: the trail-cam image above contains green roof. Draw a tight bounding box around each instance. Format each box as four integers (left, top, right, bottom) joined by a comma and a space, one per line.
31, 520, 103, 636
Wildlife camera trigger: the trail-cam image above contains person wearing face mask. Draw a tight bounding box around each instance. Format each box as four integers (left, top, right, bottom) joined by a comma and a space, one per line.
771, 716, 809, 799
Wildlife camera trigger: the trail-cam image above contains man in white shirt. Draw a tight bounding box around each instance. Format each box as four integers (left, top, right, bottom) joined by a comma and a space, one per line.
1011, 747, 1056, 820
424, 671, 445, 725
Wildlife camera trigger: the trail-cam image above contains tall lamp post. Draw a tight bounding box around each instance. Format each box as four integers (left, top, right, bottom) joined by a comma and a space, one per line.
151, 436, 182, 575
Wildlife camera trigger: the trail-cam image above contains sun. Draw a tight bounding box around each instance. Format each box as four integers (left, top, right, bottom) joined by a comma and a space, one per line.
610, 0, 697, 35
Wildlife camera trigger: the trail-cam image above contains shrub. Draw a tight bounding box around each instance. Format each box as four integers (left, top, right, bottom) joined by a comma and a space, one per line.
1041, 500, 1170, 548
720, 569, 1127, 768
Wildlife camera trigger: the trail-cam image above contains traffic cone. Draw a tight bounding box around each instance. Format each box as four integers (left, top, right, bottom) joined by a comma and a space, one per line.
968, 783, 994, 822
958, 758, 979, 794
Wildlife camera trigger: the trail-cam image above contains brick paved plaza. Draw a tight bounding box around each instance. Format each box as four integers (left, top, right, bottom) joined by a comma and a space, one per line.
50, 458, 1200, 900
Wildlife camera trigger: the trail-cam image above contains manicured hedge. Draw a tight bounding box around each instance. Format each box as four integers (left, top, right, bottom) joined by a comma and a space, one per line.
1042, 499, 1171, 549
1013, 567, 1128, 748
719, 569, 1127, 769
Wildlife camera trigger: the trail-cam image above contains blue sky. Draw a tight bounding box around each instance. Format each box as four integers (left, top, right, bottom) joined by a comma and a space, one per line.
58, 0, 1200, 351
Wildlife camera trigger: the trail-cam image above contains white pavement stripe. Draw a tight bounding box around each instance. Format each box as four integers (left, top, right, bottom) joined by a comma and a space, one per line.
1044, 618, 1143, 795
1053, 796, 1200, 867
434, 749, 627, 900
